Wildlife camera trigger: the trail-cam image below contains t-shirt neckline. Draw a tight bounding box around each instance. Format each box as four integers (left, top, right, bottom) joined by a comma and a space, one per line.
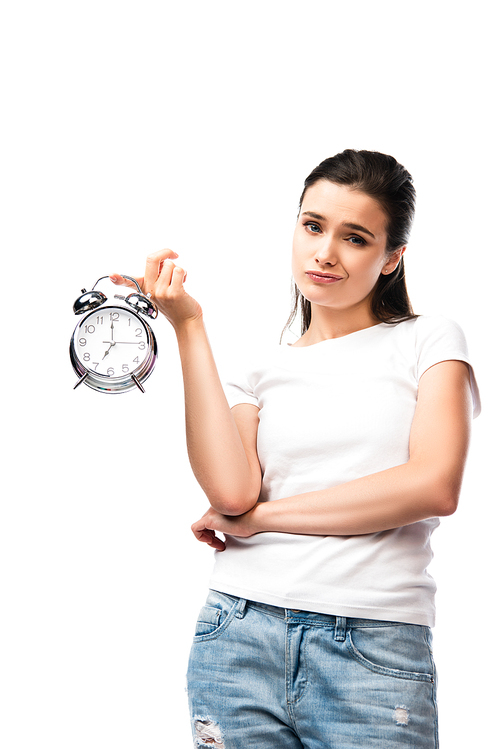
286, 322, 386, 348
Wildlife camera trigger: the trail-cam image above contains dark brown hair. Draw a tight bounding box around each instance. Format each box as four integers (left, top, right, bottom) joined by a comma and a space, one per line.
284, 149, 417, 336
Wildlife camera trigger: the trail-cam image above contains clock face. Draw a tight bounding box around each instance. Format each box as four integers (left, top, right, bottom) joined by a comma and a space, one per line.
72, 306, 151, 379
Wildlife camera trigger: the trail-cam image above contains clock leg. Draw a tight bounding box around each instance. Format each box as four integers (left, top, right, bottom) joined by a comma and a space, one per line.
73, 373, 88, 390
132, 374, 145, 393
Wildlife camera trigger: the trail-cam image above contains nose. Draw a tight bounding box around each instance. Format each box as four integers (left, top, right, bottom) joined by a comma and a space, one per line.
315, 237, 339, 267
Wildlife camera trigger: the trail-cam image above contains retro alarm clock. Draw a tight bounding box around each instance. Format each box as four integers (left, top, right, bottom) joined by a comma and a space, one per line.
70, 275, 158, 393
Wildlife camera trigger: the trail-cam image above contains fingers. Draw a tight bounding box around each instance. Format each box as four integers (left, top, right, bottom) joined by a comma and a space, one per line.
169, 265, 188, 290
192, 526, 226, 551
151, 260, 189, 310
144, 249, 179, 294
191, 514, 227, 551
113, 249, 199, 327
111, 249, 180, 296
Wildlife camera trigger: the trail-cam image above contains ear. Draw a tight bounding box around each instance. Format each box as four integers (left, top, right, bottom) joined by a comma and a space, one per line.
382, 246, 406, 275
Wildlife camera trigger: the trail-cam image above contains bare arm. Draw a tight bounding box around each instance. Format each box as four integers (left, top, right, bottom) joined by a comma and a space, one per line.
175, 320, 261, 513
112, 250, 261, 515
192, 359, 472, 545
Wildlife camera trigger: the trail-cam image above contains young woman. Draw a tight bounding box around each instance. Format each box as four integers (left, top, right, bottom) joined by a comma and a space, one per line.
112, 150, 480, 748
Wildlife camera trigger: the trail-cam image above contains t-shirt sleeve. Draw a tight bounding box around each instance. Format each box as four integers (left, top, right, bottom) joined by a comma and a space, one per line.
221, 342, 275, 409
221, 351, 260, 409
415, 315, 481, 417
224, 371, 259, 409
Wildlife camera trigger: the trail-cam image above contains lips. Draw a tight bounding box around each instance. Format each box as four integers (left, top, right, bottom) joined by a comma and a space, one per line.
305, 271, 344, 283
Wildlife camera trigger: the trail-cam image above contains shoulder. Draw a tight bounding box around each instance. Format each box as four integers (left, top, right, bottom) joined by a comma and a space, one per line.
412, 314, 467, 339
387, 315, 470, 355
410, 314, 471, 360
391, 314, 466, 339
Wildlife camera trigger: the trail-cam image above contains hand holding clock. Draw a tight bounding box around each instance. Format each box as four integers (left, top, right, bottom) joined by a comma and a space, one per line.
70, 248, 201, 394
111, 248, 203, 331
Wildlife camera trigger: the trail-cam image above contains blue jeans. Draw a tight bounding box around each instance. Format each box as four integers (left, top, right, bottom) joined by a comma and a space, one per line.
187, 590, 439, 748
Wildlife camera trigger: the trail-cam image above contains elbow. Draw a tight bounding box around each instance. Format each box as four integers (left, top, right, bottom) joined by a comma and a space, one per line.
409, 460, 463, 518
210, 497, 258, 516
196, 465, 262, 516
435, 495, 459, 517
430, 480, 461, 517
208, 489, 260, 516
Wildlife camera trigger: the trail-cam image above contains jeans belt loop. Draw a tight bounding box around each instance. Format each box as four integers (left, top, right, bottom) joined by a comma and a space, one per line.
235, 598, 248, 618
334, 616, 347, 642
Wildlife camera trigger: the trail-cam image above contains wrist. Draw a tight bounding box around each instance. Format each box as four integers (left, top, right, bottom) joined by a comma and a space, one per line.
173, 314, 206, 340
247, 502, 270, 534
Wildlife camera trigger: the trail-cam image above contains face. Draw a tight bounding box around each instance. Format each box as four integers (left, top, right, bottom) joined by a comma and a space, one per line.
292, 180, 403, 321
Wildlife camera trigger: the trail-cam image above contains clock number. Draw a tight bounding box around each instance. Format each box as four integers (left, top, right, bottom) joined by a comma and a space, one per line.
107, 367, 115, 376
84, 325, 95, 334
122, 364, 129, 373
109, 312, 120, 322
83, 353, 90, 362
133, 356, 139, 364
96, 316, 104, 325
138, 341, 146, 350
79, 338, 87, 347
135, 328, 143, 337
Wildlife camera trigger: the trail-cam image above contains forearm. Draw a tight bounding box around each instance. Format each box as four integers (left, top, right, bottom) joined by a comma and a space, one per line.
175, 317, 260, 514
192, 457, 464, 548
245, 361, 471, 537
250, 459, 460, 537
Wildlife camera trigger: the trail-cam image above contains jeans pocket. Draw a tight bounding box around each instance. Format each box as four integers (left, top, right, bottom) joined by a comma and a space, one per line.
346, 623, 435, 682
193, 590, 240, 642
194, 605, 221, 637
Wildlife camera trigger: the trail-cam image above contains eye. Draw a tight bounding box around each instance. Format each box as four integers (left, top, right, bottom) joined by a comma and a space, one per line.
347, 235, 366, 246
304, 221, 321, 234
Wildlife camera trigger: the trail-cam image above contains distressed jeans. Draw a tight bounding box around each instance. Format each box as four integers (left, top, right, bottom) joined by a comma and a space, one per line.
187, 590, 439, 748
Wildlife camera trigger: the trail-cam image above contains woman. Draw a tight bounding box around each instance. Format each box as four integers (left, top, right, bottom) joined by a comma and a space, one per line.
112, 150, 480, 748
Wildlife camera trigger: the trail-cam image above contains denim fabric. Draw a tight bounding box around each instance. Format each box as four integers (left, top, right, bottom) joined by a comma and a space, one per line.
187, 590, 439, 748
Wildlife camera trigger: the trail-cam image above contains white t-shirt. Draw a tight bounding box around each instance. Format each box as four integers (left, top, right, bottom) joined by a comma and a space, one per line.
210, 316, 480, 627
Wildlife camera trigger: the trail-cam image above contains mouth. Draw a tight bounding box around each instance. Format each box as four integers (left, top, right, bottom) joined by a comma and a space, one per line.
305, 271, 344, 284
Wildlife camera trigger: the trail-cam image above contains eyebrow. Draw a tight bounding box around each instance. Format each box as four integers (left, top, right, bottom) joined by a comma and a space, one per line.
301, 212, 376, 240
341, 222, 376, 240
302, 211, 327, 221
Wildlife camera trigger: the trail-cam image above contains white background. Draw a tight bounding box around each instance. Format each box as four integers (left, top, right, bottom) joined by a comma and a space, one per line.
1, 1, 497, 746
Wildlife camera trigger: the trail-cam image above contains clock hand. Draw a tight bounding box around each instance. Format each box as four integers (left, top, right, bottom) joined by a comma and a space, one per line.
102, 341, 116, 359
102, 320, 117, 359
103, 340, 142, 344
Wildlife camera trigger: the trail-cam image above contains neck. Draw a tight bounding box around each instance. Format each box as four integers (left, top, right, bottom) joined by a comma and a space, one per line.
295, 303, 380, 346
